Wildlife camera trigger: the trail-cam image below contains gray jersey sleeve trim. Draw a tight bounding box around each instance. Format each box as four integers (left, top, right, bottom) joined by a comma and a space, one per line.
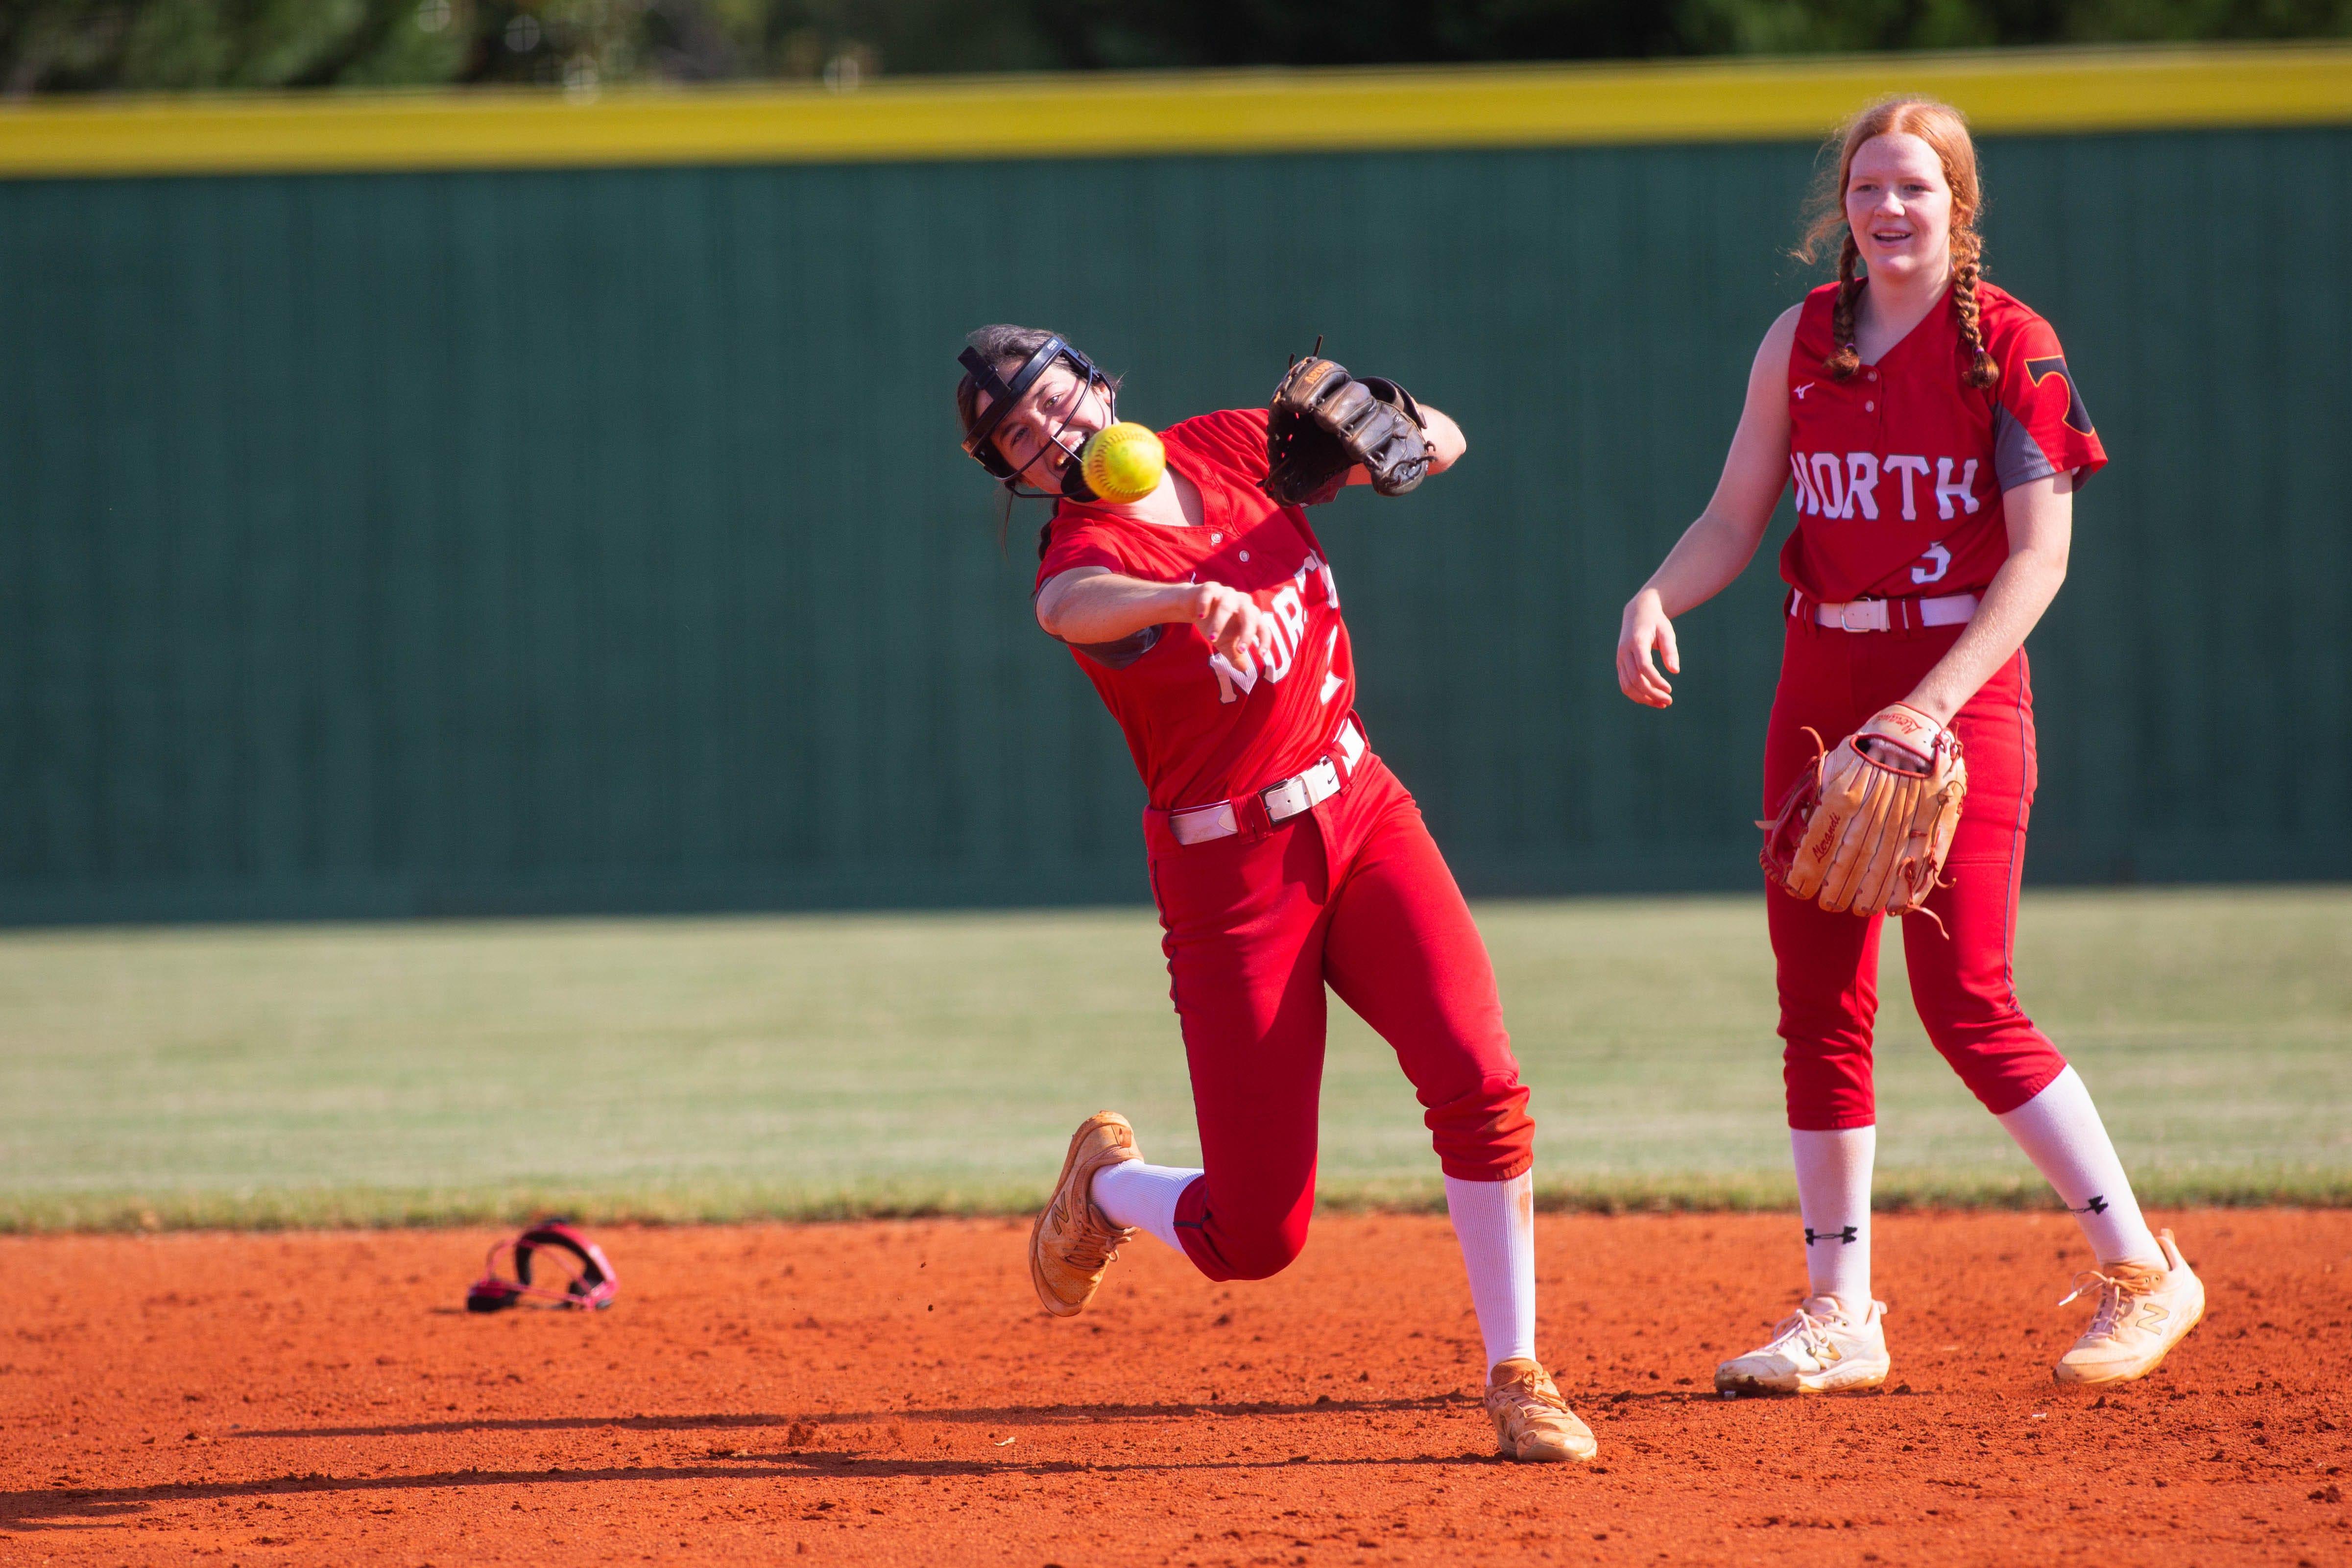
1993, 402, 2060, 491
1069, 624, 1165, 670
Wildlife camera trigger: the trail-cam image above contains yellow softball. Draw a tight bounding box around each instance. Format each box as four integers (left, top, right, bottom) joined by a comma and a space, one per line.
1080, 422, 1166, 504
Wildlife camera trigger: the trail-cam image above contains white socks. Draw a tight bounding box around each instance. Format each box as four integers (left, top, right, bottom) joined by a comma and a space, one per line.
1444, 1172, 1538, 1375
1777, 1068, 2158, 1307
1089, 1159, 1200, 1254
1790, 1126, 1876, 1319
1997, 1065, 2163, 1269
1101, 1162, 1540, 1378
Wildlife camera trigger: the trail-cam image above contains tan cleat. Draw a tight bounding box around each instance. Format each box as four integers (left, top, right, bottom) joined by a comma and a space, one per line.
1028, 1110, 1143, 1317
2052, 1229, 2206, 1387
1714, 1297, 1891, 1395
1484, 1358, 1598, 1463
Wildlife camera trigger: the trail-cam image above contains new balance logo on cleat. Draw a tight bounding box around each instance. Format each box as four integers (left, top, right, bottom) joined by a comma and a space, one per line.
2052, 1230, 2206, 1386
1804, 1226, 1859, 1245
2068, 1196, 2111, 1216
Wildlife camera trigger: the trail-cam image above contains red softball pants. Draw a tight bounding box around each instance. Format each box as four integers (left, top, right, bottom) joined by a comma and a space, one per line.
1144, 747, 1534, 1283
1765, 613, 2069, 1130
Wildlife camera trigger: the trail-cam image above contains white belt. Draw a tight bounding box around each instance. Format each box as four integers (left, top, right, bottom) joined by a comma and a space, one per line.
1169, 720, 1365, 846
1797, 590, 1979, 633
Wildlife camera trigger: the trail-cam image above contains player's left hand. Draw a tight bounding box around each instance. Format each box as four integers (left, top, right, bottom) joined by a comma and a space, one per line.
1760, 704, 1968, 918
1616, 588, 1680, 708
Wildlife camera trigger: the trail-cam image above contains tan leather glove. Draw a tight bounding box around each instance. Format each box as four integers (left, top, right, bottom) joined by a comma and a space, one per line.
1760, 703, 1968, 918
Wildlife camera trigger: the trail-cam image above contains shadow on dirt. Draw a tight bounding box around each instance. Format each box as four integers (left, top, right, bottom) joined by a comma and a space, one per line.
225, 1393, 1474, 1442
0, 1445, 1539, 1530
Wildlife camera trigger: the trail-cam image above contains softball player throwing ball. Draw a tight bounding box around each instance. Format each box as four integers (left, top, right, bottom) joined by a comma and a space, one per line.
954, 325, 1594, 1463
1617, 97, 2204, 1394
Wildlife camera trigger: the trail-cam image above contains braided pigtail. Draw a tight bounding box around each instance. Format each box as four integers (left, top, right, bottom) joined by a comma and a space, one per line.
1951, 237, 1998, 390
1823, 234, 1864, 381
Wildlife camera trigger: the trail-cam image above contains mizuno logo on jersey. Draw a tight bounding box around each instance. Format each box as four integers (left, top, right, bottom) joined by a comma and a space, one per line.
1790, 451, 1979, 522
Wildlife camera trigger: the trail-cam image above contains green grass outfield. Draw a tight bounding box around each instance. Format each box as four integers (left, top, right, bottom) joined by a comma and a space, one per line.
1, 887, 2345, 1230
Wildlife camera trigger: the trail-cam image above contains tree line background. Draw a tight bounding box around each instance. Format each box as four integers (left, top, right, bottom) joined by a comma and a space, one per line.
1, 0, 2346, 96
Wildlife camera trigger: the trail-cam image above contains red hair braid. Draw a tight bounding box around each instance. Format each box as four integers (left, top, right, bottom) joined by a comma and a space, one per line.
1824, 233, 1864, 382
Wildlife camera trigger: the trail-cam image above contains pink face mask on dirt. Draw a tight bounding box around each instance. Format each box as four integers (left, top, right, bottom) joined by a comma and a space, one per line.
465, 1221, 618, 1312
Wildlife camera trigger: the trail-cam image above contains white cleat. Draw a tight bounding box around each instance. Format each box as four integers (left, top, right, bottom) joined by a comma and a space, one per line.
1715, 1297, 1891, 1395
2052, 1228, 2206, 1387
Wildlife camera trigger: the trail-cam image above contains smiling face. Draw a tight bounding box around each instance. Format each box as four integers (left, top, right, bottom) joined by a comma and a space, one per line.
975, 360, 1113, 492
1844, 131, 1956, 289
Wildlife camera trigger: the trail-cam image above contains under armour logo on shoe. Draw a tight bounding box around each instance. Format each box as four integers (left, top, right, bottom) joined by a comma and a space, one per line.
1804, 1226, 1859, 1246
2068, 1196, 2111, 1216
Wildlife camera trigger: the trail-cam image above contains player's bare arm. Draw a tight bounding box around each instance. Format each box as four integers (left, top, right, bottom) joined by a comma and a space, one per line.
1615, 305, 1802, 708
1035, 566, 1279, 673
1892, 472, 2072, 726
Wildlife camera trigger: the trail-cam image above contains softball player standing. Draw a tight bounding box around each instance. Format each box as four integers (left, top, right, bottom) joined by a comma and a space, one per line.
1616, 98, 2205, 1392
954, 325, 1593, 1462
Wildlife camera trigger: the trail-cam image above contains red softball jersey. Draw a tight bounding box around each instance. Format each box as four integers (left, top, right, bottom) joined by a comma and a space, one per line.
1781, 279, 2107, 604
1034, 408, 1356, 812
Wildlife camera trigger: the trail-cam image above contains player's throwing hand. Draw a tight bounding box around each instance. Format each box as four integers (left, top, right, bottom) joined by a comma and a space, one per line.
1191, 582, 1277, 676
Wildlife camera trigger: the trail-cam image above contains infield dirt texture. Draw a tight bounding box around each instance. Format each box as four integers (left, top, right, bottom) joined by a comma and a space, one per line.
6, 1211, 2346, 1566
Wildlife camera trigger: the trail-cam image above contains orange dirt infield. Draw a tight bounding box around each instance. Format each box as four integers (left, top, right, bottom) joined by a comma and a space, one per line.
3, 1210, 2346, 1567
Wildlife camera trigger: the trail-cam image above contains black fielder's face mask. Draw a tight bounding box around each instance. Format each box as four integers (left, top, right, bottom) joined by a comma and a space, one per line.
959, 338, 1117, 501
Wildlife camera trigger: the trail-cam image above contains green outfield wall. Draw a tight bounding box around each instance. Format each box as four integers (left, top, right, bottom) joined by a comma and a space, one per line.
1, 53, 2347, 922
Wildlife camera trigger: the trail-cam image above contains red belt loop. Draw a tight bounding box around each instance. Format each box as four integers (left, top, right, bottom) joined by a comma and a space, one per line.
1234, 789, 1276, 842
1787, 587, 1819, 638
